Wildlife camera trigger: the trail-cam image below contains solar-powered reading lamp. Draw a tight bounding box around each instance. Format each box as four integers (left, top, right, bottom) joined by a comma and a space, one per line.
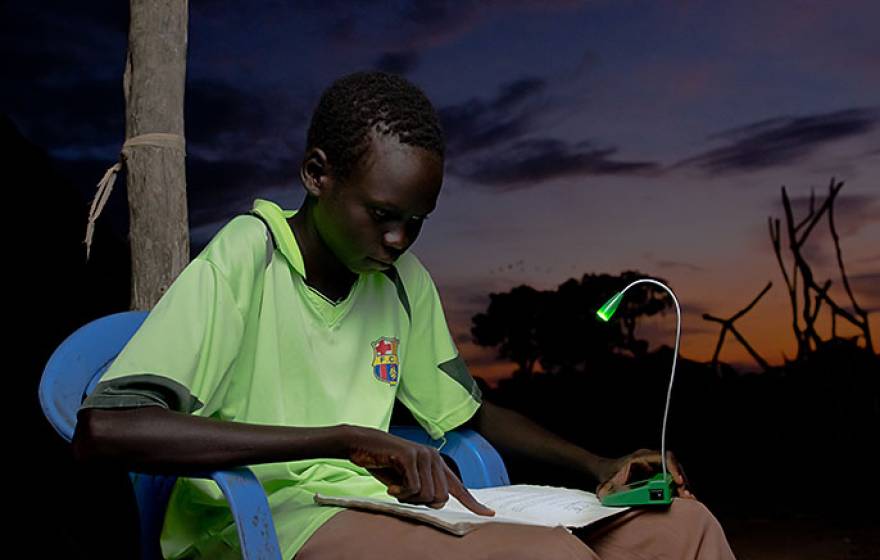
595, 278, 681, 507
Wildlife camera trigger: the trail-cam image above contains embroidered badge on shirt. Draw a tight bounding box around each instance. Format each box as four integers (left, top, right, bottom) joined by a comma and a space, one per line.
371, 336, 400, 385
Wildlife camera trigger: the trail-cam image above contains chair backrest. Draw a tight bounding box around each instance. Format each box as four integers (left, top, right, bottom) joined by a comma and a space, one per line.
38, 310, 177, 560
39, 310, 148, 441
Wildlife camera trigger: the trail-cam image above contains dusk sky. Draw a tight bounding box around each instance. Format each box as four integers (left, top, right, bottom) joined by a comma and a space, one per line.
6, 1, 878, 385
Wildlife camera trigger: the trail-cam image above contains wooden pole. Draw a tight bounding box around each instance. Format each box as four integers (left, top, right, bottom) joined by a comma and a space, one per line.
124, 0, 189, 310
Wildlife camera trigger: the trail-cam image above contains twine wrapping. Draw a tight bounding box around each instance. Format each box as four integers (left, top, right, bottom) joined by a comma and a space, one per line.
84, 133, 186, 260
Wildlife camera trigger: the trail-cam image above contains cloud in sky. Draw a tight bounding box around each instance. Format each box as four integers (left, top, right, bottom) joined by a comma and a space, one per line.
184, 78, 309, 223
187, 153, 300, 222
185, 79, 308, 150
298, 0, 585, 51
849, 272, 880, 304
6, 71, 306, 228
438, 76, 659, 190
853, 253, 880, 266
456, 137, 660, 189
439, 77, 548, 155
676, 108, 880, 175
5, 2, 634, 210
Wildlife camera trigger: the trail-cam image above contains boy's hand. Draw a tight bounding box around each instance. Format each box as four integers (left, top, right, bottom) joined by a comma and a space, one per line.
346, 427, 495, 516
595, 448, 696, 501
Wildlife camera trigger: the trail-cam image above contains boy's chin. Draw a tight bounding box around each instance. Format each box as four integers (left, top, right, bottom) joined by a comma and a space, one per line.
360, 257, 393, 272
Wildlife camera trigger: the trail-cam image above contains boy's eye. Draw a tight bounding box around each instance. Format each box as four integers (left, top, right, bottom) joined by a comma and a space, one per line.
370, 208, 429, 223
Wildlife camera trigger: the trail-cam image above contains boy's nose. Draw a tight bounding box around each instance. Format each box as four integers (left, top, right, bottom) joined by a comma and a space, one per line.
383, 225, 409, 253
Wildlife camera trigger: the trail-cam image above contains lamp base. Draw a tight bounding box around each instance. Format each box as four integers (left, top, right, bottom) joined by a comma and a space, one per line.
600, 473, 674, 507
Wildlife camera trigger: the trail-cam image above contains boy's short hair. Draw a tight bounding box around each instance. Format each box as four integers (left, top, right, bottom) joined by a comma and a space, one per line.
306, 71, 445, 181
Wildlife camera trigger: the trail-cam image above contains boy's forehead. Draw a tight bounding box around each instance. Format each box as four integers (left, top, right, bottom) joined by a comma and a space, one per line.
360, 131, 439, 169
349, 133, 442, 212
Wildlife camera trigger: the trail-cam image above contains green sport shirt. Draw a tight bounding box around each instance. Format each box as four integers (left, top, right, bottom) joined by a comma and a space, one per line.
79, 198, 483, 559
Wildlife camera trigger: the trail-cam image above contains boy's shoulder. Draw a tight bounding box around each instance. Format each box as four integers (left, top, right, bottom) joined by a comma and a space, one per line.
195, 213, 270, 279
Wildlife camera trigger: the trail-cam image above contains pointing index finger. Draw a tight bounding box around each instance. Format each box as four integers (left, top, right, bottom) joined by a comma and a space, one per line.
446, 467, 495, 516
454, 486, 495, 516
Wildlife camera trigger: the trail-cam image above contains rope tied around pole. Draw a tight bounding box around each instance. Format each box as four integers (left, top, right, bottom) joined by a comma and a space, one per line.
83, 133, 186, 261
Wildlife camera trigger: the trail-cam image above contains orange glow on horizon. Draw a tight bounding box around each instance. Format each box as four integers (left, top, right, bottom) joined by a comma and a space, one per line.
456, 307, 879, 388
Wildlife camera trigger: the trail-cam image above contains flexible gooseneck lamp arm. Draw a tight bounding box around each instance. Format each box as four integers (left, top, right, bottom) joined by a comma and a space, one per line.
596, 279, 681, 505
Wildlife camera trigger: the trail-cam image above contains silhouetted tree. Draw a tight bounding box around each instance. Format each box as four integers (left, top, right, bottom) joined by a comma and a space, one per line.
613, 270, 674, 357
471, 271, 673, 376
471, 285, 544, 376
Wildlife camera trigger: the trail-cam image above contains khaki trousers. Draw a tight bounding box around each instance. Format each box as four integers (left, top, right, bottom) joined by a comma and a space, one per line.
294, 498, 737, 559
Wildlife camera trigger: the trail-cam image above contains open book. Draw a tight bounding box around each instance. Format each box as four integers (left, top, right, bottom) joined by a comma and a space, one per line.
314, 484, 630, 536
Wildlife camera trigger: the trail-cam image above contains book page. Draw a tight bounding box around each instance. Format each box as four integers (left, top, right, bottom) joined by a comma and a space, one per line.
315, 484, 630, 536
469, 484, 630, 527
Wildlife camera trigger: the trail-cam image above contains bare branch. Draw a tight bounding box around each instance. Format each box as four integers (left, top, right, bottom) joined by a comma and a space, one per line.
827, 180, 874, 353
782, 185, 797, 246
816, 290, 868, 332
828, 185, 862, 314
731, 281, 773, 322
770, 213, 803, 355
702, 282, 773, 372
709, 322, 729, 374
805, 280, 832, 350
809, 280, 832, 325
794, 186, 816, 232
730, 326, 771, 372
796, 177, 844, 248
769, 217, 793, 294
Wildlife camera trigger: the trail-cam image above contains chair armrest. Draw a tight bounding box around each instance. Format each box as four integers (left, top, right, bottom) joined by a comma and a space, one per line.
133, 468, 282, 560
184, 468, 283, 560
390, 426, 510, 489
132, 468, 284, 560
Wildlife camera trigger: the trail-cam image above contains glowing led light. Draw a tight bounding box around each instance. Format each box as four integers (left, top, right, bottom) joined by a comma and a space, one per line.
596, 292, 624, 322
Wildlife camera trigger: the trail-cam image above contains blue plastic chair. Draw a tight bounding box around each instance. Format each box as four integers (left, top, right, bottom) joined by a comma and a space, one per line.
39, 311, 509, 560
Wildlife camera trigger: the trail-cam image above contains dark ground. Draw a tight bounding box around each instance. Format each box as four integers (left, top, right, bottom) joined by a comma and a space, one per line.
721, 514, 879, 560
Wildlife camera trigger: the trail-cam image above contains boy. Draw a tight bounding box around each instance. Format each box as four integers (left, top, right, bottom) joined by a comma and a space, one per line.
73, 71, 735, 559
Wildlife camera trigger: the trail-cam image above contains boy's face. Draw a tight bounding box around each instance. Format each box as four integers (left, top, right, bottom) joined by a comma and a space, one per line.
311, 132, 442, 274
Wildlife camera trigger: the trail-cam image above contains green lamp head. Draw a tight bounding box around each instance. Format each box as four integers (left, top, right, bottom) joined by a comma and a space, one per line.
596, 291, 624, 322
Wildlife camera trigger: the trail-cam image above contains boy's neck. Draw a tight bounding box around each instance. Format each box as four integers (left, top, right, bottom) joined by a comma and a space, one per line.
287, 200, 358, 302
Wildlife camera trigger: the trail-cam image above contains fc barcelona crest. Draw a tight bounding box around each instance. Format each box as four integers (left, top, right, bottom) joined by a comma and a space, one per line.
371, 336, 400, 385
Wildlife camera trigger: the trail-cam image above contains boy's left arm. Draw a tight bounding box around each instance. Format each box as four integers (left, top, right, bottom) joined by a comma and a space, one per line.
463, 399, 696, 499
463, 399, 612, 485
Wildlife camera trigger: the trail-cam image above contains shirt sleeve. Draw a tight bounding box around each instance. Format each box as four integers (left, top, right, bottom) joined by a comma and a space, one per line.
396, 261, 482, 440
78, 256, 246, 418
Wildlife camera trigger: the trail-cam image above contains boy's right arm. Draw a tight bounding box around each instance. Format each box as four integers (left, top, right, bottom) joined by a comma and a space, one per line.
72, 406, 352, 476
72, 407, 495, 516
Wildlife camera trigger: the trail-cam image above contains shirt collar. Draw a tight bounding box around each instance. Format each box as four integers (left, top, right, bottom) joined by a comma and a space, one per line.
250, 198, 307, 278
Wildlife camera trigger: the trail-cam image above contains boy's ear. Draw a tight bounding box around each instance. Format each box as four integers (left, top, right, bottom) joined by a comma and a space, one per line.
300, 147, 332, 198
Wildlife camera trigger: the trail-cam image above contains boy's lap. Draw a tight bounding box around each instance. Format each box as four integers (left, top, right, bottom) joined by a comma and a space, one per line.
294, 508, 597, 560
295, 499, 732, 560
572, 497, 736, 559
579, 497, 720, 539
